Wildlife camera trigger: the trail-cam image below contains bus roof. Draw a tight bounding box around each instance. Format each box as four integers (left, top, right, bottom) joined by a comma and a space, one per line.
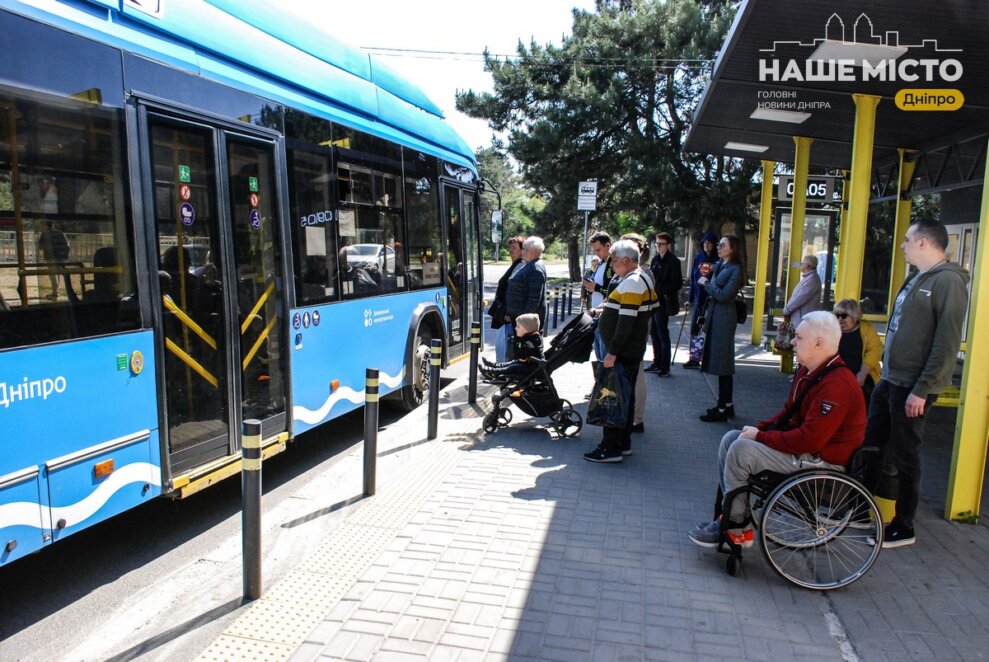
1, 0, 476, 169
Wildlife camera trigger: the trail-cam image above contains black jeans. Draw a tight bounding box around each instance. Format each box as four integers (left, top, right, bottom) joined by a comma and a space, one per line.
601, 360, 639, 455
649, 308, 671, 368
865, 379, 937, 529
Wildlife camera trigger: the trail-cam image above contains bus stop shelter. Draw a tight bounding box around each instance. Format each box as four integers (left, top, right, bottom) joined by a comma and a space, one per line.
684, 0, 989, 520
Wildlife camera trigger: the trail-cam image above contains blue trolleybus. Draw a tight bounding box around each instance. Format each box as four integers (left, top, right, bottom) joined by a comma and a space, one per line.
0, 0, 484, 566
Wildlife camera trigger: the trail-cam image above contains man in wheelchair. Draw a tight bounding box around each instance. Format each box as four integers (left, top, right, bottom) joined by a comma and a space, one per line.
689, 311, 867, 549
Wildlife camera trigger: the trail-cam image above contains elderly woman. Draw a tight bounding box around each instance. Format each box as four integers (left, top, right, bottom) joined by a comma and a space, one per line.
504, 236, 548, 358
699, 235, 745, 422
833, 298, 883, 402
783, 254, 822, 328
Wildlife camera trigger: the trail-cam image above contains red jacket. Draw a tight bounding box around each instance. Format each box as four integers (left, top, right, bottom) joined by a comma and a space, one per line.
755, 355, 866, 466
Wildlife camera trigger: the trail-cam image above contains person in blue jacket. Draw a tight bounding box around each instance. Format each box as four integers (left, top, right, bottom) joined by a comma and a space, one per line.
683, 232, 719, 368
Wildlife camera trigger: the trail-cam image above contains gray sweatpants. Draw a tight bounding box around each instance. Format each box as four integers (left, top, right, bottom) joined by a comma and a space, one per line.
717, 430, 843, 528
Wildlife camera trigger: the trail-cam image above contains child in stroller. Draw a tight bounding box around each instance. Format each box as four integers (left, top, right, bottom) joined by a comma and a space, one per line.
481, 311, 596, 438
480, 313, 543, 380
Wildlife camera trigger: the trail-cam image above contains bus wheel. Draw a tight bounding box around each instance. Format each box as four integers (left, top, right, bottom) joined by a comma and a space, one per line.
397, 327, 433, 411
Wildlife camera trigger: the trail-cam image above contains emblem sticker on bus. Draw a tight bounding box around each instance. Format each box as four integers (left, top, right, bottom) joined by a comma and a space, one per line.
179, 203, 195, 226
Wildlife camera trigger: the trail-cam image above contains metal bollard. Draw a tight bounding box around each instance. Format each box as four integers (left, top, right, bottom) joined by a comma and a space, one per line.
468, 322, 481, 404
363, 368, 379, 497
552, 287, 560, 329
567, 282, 574, 316
427, 339, 442, 439
241, 418, 262, 601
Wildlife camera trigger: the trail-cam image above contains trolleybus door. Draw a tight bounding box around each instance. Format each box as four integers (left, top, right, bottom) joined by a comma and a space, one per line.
441, 183, 482, 359
146, 115, 288, 474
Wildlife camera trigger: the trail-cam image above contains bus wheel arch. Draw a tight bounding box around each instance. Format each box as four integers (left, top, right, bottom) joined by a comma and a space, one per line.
394, 306, 444, 411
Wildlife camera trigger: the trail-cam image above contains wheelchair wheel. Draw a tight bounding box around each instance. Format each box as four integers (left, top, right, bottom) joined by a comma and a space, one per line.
760, 472, 882, 590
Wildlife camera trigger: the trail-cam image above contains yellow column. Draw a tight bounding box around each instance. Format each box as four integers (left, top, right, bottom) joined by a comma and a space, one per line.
887, 149, 918, 315
944, 141, 989, 521
835, 94, 880, 302
781, 137, 812, 372
835, 170, 850, 298
751, 160, 775, 346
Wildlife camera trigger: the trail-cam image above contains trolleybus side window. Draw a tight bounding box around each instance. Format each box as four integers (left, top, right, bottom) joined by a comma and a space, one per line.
0, 90, 138, 350
285, 111, 339, 306
333, 125, 407, 299
403, 150, 442, 289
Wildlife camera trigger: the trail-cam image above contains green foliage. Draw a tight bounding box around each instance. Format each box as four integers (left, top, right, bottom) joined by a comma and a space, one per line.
476, 147, 544, 258
458, 0, 757, 272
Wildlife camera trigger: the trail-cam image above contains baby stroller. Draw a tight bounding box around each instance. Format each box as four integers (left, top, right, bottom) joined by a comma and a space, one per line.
482, 311, 597, 437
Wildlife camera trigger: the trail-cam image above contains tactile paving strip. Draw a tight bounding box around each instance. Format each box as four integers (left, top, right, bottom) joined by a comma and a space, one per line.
197, 438, 466, 662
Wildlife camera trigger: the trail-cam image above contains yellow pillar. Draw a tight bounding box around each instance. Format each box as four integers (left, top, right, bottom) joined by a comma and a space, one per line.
944, 143, 989, 521
781, 137, 812, 372
835, 94, 880, 302
887, 149, 918, 315
751, 160, 775, 346
835, 170, 850, 299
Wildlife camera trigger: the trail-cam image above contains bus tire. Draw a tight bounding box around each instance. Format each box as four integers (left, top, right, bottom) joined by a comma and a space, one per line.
396, 325, 433, 411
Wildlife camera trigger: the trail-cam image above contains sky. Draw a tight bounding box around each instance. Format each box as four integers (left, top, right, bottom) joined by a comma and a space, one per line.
292, 0, 599, 151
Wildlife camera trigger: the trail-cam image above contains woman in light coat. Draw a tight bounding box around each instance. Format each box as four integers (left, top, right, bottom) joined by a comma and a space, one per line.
699, 235, 744, 422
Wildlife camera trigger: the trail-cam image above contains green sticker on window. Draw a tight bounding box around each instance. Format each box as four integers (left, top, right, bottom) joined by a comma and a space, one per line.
178, 165, 191, 183
249, 176, 259, 192
116, 353, 128, 370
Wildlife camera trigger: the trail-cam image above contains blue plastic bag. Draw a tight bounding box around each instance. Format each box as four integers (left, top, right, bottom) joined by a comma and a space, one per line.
586, 363, 632, 428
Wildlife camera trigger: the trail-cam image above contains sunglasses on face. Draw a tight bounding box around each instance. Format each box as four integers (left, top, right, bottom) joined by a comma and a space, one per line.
718, 242, 729, 248
835, 313, 851, 320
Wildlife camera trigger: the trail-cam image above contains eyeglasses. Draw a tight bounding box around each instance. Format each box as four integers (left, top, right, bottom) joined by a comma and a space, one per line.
835, 313, 851, 320
656, 241, 669, 246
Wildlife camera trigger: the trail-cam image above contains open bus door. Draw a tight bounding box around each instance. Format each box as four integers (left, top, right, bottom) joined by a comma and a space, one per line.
140, 109, 289, 477
441, 183, 482, 359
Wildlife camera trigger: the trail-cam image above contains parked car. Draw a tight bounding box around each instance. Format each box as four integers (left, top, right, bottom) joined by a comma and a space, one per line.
344, 243, 395, 273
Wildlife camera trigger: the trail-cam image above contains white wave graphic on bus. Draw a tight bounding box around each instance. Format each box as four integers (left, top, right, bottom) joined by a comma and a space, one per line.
292, 368, 405, 425
0, 462, 161, 531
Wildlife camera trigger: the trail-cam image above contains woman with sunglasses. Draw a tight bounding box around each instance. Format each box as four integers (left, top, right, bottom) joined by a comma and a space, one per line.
697, 235, 745, 422
833, 298, 883, 403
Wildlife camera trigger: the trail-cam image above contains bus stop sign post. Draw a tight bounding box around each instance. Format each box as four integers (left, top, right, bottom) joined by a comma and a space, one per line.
363, 368, 379, 497
241, 418, 262, 601
577, 181, 597, 311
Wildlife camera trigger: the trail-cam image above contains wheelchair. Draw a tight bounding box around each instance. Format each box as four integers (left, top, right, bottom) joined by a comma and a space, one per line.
712, 448, 883, 591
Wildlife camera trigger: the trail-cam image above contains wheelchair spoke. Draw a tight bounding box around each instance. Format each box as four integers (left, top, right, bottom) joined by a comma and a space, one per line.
760, 472, 883, 590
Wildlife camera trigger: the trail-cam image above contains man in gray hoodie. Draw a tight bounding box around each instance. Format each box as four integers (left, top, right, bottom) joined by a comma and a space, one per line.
867, 219, 968, 548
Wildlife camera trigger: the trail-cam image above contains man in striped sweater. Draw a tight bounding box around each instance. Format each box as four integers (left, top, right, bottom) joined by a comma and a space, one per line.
584, 239, 659, 463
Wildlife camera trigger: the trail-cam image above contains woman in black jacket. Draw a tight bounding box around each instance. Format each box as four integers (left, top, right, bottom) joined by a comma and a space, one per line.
490, 235, 525, 362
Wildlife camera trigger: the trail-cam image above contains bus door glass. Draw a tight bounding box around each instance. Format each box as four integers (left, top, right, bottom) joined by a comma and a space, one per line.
442, 184, 465, 353
147, 116, 287, 473
462, 192, 481, 337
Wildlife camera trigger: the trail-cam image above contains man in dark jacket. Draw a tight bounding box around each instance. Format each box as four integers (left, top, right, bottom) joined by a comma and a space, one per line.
684, 232, 719, 368
689, 311, 866, 549
646, 232, 682, 376
865, 219, 968, 548
505, 236, 547, 359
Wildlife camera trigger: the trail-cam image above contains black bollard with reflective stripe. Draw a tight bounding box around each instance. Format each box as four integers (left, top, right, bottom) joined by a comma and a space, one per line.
241, 418, 262, 600
552, 287, 560, 329
427, 339, 442, 439
363, 368, 379, 497
468, 322, 481, 404
566, 282, 574, 317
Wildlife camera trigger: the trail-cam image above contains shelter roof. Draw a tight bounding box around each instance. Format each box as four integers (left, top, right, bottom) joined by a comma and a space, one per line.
684, 0, 989, 172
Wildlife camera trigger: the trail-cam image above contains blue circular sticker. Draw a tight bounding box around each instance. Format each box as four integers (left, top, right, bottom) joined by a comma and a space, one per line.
292, 312, 302, 329
302, 311, 311, 328
180, 203, 196, 226
249, 209, 262, 230
294, 333, 303, 348
312, 310, 321, 326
